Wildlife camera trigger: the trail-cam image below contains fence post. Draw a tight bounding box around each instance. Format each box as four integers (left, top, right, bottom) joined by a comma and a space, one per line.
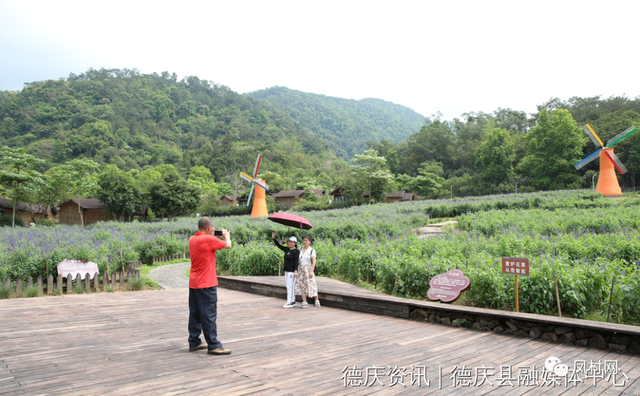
5, 277, 11, 290
16, 277, 22, 295
85, 273, 91, 292
27, 276, 33, 290
93, 273, 99, 291
47, 274, 53, 295
119, 271, 124, 289
75, 274, 82, 291
102, 272, 108, 291
66, 274, 72, 294
57, 275, 63, 293
111, 272, 116, 289
37, 275, 43, 295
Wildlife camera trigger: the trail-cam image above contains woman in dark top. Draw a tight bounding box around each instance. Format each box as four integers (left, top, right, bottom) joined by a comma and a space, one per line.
271, 232, 300, 308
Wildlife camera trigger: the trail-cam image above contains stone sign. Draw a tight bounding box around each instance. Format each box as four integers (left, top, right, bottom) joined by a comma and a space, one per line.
57, 259, 100, 279
427, 269, 471, 303
501, 257, 530, 276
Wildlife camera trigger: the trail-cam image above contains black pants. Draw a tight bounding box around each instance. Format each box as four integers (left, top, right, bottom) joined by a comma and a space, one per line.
188, 287, 223, 350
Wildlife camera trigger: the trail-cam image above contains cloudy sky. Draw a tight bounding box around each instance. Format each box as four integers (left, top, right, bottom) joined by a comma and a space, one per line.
1, 0, 638, 121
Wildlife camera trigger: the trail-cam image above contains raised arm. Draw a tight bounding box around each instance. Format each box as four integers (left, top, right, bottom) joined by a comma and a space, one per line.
271, 232, 287, 252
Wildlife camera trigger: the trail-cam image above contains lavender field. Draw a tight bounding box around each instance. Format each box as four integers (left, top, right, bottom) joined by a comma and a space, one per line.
1, 189, 639, 323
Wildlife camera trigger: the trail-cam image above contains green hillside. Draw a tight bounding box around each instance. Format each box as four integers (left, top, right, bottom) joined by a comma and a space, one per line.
0, 69, 343, 184
247, 86, 426, 158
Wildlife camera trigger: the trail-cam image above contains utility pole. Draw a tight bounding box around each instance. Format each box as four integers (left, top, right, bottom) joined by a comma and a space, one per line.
450, 185, 453, 199
515, 182, 519, 195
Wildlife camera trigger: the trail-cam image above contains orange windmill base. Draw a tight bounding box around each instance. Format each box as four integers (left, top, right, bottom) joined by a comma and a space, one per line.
251, 179, 269, 218
595, 148, 622, 196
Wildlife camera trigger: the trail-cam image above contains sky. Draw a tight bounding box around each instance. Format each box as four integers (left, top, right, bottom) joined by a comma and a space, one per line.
1, 0, 639, 121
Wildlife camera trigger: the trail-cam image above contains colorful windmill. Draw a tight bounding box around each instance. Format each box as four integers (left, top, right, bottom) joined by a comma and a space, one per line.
240, 155, 269, 217
574, 124, 638, 196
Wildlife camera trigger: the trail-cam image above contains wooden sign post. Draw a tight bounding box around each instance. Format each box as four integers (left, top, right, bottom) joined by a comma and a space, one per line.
501, 257, 530, 312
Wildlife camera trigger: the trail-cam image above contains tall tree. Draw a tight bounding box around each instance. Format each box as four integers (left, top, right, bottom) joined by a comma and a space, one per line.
0, 146, 45, 227
475, 128, 515, 188
148, 173, 200, 220
96, 165, 141, 221
518, 109, 585, 190
349, 150, 394, 204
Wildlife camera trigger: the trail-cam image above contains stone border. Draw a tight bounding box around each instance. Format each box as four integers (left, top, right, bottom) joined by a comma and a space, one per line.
410, 307, 640, 354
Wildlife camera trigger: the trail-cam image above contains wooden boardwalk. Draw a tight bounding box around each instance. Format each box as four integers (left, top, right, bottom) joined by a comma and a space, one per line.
1, 287, 639, 395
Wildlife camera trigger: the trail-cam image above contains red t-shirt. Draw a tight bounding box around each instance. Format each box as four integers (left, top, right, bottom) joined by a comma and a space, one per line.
189, 232, 227, 289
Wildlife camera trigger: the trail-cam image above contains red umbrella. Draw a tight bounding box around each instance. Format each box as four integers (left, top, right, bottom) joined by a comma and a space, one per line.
267, 213, 313, 230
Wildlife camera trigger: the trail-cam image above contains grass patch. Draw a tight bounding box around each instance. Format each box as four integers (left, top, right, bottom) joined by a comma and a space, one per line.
24, 286, 40, 298
51, 287, 62, 296
0, 284, 12, 299
128, 277, 144, 291
73, 285, 86, 294
106, 285, 115, 293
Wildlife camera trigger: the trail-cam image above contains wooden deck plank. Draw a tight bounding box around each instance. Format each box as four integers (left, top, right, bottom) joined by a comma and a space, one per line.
0, 283, 637, 395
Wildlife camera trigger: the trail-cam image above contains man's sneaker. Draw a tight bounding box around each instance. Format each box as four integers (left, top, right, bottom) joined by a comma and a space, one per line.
315, 300, 321, 308
301, 301, 308, 309
189, 343, 208, 351
208, 347, 232, 355
283, 302, 295, 308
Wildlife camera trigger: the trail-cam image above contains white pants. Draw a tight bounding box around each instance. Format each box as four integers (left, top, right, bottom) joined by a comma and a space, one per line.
284, 272, 295, 304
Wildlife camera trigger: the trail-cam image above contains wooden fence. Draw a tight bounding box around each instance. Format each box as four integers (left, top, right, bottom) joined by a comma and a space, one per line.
2, 270, 140, 296
151, 252, 190, 264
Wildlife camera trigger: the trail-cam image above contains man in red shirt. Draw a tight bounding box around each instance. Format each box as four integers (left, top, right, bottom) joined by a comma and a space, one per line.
188, 216, 232, 355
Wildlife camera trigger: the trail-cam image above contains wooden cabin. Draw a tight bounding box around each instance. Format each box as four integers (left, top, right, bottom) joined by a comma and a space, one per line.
271, 189, 325, 209
385, 191, 416, 203
58, 199, 113, 227
217, 195, 239, 207
0, 197, 54, 226
328, 187, 350, 204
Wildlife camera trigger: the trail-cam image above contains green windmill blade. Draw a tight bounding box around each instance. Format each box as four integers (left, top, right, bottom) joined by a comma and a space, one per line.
607, 126, 638, 147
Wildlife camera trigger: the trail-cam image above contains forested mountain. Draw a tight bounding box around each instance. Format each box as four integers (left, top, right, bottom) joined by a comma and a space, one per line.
247, 86, 426, 158
0, 69, 345, 185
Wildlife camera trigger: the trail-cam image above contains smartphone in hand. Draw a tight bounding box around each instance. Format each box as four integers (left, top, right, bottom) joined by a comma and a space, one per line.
214, 230, 223, 236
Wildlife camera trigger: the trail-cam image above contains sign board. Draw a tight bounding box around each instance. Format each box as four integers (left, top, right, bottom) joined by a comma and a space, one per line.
57, 259, 100, 279
427, 269, 471, 303
502, 257, 530, 276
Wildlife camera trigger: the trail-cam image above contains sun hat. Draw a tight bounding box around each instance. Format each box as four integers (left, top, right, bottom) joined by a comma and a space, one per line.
287, 236, 298, 243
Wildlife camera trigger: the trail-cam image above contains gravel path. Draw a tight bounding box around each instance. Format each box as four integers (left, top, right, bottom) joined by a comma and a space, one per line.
149, 262, 191, 289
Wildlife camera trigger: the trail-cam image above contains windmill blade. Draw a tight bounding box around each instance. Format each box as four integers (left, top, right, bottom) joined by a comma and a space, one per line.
583, 124, 605, 148
607, 126, 638, 147
253, 180, 270, 191
240, 172, 254, 183
602, 150, 628, 174
252, 154, 262, 179
247, 183, 255, 205
574, 149, 602, 170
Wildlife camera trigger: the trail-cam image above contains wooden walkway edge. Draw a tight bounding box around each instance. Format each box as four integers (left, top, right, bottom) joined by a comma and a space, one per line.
218, 276, 640, 350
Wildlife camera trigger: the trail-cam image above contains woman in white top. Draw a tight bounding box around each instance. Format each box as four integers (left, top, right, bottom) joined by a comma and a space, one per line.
294, 235, 320, 308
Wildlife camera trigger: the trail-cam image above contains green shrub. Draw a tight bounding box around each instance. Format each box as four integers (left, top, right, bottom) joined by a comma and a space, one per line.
24, 286, 40, 298
127, 277, 144, 291
0, 215, 24, 227
73, 285, 86, 294
0, 284, 11, 299
35, 219, 54, 227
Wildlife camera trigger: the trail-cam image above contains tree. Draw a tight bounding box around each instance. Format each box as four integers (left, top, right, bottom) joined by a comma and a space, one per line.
350, 150, 394, 204
517, 109, 586, 190
408, 162, 446, 198
403, 120, 455, 176
475, 128, 515, 188
148, 172, 200, 220
96, 165, 141, 221
0, 146, 46, 227
187, 165, 218, 195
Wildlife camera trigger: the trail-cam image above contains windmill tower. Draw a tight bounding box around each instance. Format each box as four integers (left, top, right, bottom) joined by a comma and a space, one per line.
240, 155, 269, 217
574, 124, 638, 196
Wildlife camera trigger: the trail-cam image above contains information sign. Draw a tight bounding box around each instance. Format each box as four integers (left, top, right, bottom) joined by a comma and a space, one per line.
501, 257, 530, 276
427, 269, 470, 303
57, 259, 100, 279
